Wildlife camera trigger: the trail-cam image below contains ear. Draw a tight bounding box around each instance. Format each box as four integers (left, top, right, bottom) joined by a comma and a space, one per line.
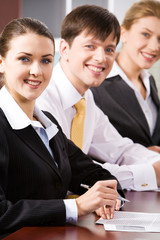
120, 26, 128, 44
0, 56, 5, 73
59, 39, 70, 62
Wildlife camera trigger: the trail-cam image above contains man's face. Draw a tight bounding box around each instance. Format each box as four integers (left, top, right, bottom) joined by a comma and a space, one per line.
60, 30, 117, 95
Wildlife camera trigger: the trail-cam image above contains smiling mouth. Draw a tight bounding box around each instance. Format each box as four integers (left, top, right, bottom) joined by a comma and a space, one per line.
141, 52, 156, 60
87, 65, 105, 73
24, 80, 41, 86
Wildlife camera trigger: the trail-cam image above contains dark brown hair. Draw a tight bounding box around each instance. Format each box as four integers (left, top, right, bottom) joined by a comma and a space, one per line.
0, 17, 55, 58
61, 5, 120, 46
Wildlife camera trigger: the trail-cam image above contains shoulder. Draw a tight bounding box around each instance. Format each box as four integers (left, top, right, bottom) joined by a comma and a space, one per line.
0, 108, 10, 128
0, 108, 12, 146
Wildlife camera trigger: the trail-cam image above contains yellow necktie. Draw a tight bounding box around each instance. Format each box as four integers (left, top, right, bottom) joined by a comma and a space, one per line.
71, 98, 86, 150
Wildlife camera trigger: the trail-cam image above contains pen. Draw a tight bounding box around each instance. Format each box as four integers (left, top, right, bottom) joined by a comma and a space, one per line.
80, 183, 130, 202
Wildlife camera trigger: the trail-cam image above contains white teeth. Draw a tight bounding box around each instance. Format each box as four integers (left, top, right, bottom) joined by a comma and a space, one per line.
88, 65, 103, 72
26, 80, 40, 86
142, 53, 154, 59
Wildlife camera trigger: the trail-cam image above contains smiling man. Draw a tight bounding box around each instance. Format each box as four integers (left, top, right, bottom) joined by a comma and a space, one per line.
37, 5, 160, 191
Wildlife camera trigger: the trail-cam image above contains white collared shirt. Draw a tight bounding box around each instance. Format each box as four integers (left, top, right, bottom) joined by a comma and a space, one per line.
0, 86, 77, 224
107, 61, 158, 135
37, 62, 160, 191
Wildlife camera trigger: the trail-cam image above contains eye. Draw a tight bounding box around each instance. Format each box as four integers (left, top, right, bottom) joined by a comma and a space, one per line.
41, 58, 52, 64
85, 45, 94, 49
142, 32, 150, 38
105, 48, 115, 55
19, 56, 29, 62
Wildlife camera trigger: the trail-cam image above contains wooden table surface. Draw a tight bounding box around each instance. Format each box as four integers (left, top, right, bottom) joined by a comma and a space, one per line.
3, 190, 160, 240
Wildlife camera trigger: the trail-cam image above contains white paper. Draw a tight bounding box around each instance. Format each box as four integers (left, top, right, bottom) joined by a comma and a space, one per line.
96, 211, 160, 232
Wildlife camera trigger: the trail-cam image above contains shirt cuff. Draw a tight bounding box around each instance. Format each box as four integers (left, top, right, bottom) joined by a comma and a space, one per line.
63, 199, 78, 224
130, 163, 158, 191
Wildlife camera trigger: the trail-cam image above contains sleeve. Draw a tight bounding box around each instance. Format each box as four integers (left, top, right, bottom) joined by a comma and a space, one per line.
63, 199, 77, 223
44, 110, 124, 197
88, 105, 160, 190
62, 137, 124, 197
101, 162, 158, 191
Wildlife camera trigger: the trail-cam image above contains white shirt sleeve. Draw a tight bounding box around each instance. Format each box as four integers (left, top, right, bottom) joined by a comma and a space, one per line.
63, 199, 78, 224
101, 162, 158, 191
87, 103, 160, 191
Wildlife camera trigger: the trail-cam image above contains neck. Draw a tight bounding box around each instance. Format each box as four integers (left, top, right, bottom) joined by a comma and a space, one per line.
60, 60, 87, 96
15, 98, 35, 120
116, 51, 141, 82
116, 51, 146, 99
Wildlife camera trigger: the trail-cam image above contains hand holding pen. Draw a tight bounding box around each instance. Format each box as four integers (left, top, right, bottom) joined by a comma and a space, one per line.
80, 183, 130, 203
75, 180, 121, 220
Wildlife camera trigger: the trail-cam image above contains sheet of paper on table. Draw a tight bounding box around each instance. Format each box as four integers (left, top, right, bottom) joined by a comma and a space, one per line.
96, 211, 160, 232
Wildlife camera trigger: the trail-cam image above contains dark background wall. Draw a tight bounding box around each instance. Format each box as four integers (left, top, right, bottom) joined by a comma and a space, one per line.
0, 0, 21, 33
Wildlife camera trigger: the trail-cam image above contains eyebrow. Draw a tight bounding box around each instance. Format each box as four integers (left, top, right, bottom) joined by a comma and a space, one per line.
141, 27, 152, 33
18, 52, 54, 58
84, 40, 116, 48
105, 44, 117, 48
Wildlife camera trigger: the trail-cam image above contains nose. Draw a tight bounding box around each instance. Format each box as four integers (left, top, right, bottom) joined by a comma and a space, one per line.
148, 37, 160, 52
30, 62, 42, 77
93, 47, 106, 63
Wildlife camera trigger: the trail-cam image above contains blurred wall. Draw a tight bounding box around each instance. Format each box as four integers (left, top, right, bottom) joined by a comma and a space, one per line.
0, 0, 21, 32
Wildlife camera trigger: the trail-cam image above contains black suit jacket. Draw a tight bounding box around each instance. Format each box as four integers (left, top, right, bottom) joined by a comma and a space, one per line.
0, 109, 123, 236
91, 75, 160, 147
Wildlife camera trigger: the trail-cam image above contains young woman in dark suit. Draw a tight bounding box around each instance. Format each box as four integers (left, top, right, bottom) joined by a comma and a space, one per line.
92, 0, 160, 153
0, 17, 123, 237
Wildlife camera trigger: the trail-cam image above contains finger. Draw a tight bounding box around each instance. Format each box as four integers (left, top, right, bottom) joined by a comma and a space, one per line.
99, 206, 110, 219
105, 206, 111, 219
115, 199, 121, 211
95, 208, 101, 217
100, 179, 118, 190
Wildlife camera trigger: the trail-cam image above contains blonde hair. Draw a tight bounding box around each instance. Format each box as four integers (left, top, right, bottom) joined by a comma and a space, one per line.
122, 0, 160, 30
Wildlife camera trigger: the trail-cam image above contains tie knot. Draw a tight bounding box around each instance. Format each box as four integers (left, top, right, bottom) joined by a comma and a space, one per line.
74, 98, 86, 114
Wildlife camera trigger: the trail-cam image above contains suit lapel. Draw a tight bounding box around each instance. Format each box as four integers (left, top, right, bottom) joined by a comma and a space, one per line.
150, 76, 160, 136
14, 125, 61, 178
150, 76, 160, 107
109, 78, 151, 136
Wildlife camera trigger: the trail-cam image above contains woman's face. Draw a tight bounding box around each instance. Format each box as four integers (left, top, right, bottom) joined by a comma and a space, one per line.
0, 32, 54, 104
121, 16, 160, 70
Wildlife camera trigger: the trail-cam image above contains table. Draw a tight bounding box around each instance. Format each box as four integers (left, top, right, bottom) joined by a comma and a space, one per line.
3, 191, 160, 240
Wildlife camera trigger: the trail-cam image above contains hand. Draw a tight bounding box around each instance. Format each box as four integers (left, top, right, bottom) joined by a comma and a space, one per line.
152, 161, 160, 186
148, 145, 160, 153
95, 199, 121, 219
76, 180, 118, 218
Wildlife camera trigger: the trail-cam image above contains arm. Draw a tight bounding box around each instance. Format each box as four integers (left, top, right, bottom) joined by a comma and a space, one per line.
88, 104, 160, 190
45, 111, 124, 220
